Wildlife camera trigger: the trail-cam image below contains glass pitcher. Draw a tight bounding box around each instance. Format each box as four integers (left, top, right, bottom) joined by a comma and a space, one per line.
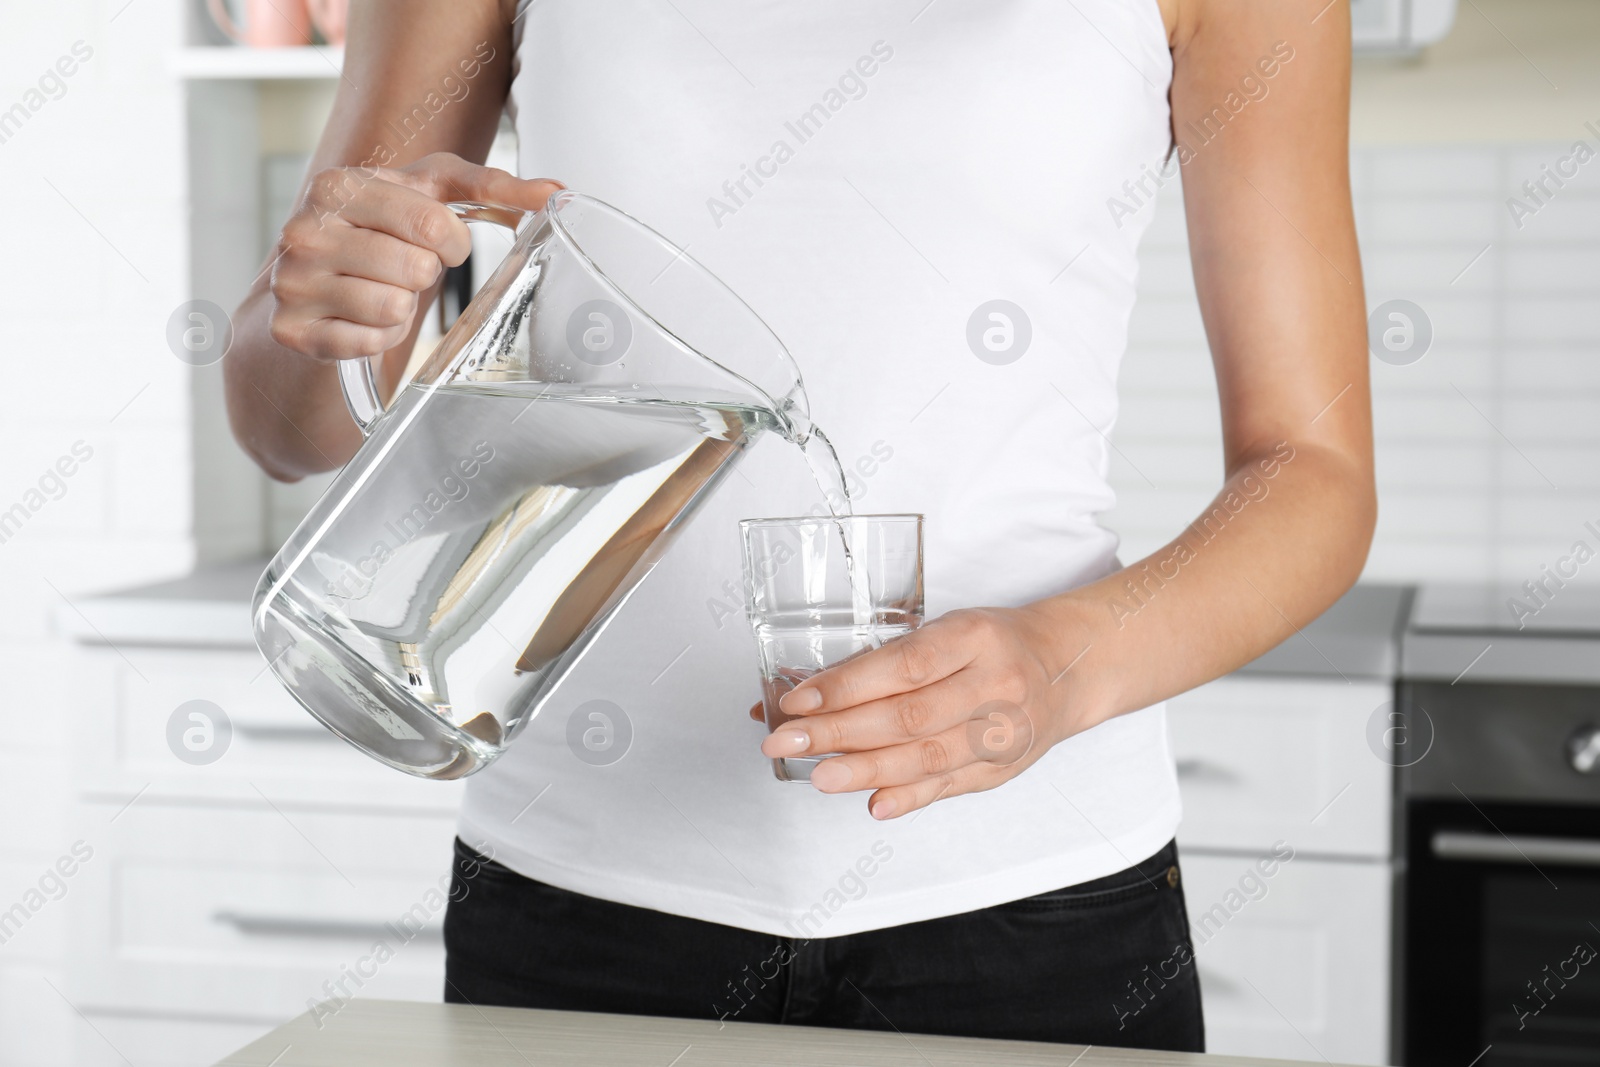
252, 191, 807, 780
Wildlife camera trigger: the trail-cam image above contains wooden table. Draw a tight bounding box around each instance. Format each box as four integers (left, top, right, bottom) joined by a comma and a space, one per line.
216, 999, 1333, 1066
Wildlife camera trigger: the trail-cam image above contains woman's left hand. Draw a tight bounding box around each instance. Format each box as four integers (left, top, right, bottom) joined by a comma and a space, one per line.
756, 605, 1102, 820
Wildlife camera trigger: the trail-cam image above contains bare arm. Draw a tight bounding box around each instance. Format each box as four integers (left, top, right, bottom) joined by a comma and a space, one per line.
1059, 0, 1375, 709
760, 0, 1376, 819
223, 0, 559, 480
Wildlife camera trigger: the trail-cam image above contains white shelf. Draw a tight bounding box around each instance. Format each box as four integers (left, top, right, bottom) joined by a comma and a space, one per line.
172, 45, 343, 80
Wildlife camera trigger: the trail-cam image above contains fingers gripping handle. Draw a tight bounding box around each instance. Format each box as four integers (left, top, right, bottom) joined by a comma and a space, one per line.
337, 201, 530, 437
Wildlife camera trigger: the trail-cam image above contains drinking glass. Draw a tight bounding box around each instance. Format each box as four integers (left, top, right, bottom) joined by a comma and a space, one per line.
740, 515, 924, 783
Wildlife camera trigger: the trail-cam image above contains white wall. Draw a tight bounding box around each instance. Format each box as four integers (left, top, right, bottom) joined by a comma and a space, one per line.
1109, 143, 1600, 592
0, 2, 194, 1063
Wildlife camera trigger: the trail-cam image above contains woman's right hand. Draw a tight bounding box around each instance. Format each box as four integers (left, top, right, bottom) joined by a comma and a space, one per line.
266, 151, 562, 363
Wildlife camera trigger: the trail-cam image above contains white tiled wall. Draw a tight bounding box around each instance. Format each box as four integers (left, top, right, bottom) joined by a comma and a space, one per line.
1110, 144, 1600, 591
0, 2, 195, 1064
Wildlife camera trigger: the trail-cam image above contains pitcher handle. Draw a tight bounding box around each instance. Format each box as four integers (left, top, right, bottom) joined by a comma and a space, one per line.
337, 201, 531, 437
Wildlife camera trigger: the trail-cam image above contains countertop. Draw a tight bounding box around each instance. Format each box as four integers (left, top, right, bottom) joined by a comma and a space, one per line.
57, 561, 1411, 681
1401, 583, 1600, 686
1233, 583, 1410, 681
216, 999, 1335, 1067
53, 556, 265, 648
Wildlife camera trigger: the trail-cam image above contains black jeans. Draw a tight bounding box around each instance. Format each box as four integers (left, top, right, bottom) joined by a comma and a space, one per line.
443, 837, 1203, 1051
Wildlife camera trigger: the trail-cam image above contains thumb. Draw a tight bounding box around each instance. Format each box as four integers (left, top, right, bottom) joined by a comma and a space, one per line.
397, 151, 564, 214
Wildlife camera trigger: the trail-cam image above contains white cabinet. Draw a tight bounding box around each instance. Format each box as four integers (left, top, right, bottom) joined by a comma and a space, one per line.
1168, 675, 1394, 858
65, 639, 464, 1065
0, 646, 80, 1064
1167, 674, 1396, 1064
77, 647, 466, 810
59, 609, 1400, 1066
1182, 853, 1391, 1065
72, 803, 458, 1017
69, 1016, 274, 1067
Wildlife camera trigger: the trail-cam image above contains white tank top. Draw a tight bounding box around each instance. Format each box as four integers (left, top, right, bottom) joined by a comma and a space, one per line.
460, 0, 1181, 937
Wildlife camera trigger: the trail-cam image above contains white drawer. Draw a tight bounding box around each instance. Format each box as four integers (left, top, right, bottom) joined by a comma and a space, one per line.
70, 802, 461, 1018
1181, 852, 1391, 1065
0, 853, 80, 965
74, 646, 465, 811
1168, 675, 1394, 857
0, 753, 75, 856
0, 642, 78, 758
74, 1014, 278, 1067
0, 965, 75, 1067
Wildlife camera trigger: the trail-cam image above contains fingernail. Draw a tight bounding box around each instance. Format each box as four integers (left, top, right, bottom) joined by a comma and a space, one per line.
780, 688, 822, 713
810, 761, 853, 791
871, 798, 898, 820
763, 729, 809, 756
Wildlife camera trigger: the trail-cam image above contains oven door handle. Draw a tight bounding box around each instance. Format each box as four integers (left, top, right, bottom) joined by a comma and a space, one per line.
1431, 831, 1600, 868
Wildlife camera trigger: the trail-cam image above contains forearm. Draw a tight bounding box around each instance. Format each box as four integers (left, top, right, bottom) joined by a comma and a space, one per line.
221, 0, 517, 482
224, 269, 442, 481
223, 288, 365, 481
1030, 437, 1376, 724
1029, 0, 1376, 725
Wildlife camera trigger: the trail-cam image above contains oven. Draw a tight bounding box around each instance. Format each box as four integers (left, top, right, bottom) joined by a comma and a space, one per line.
1398, 679, 1600, 1065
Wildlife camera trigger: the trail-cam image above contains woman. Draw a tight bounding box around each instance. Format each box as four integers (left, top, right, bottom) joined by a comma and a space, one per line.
226, 0, 1373, 1051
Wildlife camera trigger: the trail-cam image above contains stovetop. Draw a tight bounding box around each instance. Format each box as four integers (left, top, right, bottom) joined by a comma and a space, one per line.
1404, 583, 1600, 685
1411, 583, 1600, 636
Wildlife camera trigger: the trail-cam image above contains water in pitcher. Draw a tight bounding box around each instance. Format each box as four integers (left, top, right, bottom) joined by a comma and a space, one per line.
256, 375, 870, 779
256, 378, 812, 779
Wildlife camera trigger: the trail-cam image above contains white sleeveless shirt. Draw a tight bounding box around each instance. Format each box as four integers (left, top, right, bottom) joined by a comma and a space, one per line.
460, 0, 1181, 937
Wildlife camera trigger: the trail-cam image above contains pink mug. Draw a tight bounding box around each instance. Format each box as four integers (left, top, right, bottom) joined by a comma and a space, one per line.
206, 0, 312, 48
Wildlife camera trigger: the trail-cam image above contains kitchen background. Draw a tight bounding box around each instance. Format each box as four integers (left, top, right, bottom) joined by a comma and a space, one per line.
1, 0, 1597, 1065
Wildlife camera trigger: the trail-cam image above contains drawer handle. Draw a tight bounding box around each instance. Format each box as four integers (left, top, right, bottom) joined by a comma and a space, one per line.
1431, 831, 1600, 868
212, 911, 442, 941
234, 723, 340, 743
1175, 759, 1239, 784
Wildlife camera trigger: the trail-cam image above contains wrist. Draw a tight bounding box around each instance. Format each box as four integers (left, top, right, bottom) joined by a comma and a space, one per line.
1017, 594, 1123, 739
